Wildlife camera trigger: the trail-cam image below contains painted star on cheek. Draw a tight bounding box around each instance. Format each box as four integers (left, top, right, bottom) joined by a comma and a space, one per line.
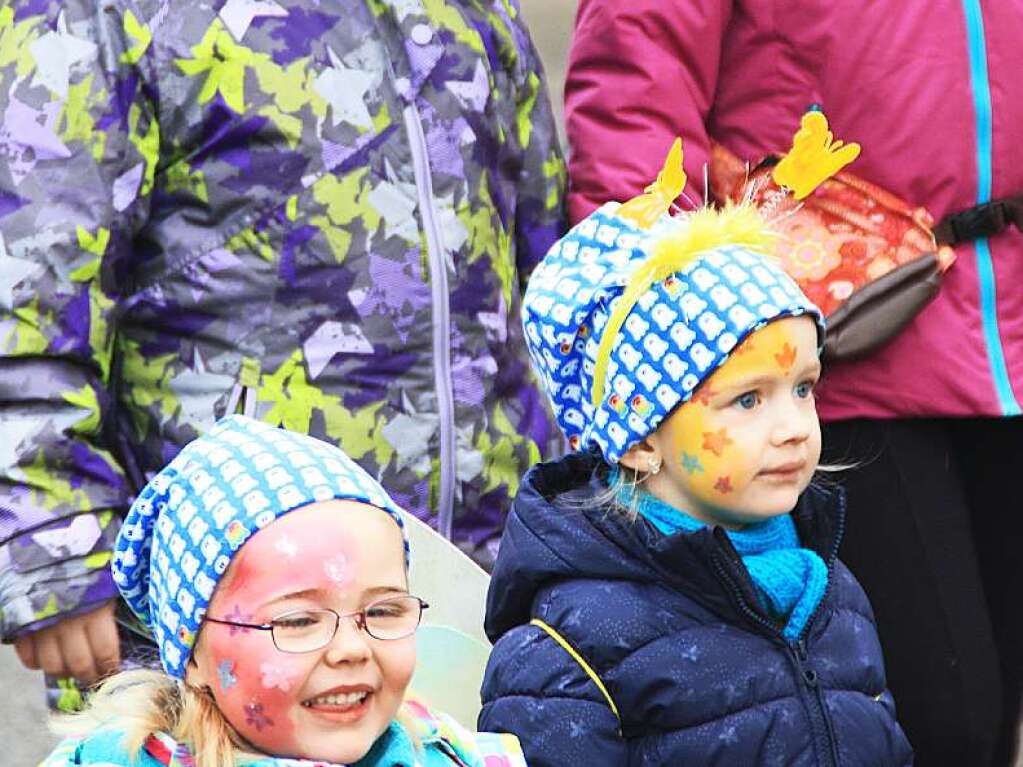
714, 476, 734, 494
732, 337, 757, 356
680, 452, 704, 475
245, 701, 274, 731
702, 428, 733, 457
217, 660, 237, 691
222, 605, 253, 635
260, 662, 294, 691
775, 342, 797, 371
691, 385, 718, 407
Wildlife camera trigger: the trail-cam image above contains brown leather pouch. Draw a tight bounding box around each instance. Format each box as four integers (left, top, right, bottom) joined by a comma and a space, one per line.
710, 143, 955, 362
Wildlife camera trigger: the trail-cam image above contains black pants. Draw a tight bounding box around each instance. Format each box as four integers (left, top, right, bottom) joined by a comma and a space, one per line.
822, 417, 1023, 767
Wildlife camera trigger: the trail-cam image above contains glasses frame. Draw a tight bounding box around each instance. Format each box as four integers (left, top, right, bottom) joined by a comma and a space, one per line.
205, 595, 429, 652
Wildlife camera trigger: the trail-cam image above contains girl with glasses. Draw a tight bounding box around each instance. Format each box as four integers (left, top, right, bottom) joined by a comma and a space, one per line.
41, 416, 525, 767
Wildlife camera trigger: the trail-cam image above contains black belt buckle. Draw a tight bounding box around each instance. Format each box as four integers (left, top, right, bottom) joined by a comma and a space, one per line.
948, 200, 1008, 243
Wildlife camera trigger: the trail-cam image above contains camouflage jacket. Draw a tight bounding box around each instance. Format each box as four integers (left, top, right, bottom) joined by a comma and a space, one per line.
0, 0, 565, 640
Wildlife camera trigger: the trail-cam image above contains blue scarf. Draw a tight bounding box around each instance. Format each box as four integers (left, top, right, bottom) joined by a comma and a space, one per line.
618, 478, 828, 642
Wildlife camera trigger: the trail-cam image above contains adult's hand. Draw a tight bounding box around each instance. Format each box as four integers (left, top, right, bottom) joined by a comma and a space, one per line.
13, 600, 120, 684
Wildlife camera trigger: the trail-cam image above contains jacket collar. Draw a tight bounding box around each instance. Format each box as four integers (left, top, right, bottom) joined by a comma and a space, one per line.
489, 449, 846, 640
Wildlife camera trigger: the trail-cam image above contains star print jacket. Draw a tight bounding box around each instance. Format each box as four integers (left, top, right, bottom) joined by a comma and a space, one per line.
479, 451, 913, 766
0, 0, 565, 641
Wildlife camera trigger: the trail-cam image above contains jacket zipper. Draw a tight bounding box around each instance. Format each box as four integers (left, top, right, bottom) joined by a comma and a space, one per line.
403, 102, 457, 539
960, 0, 1021, 415
710, 502, 846, 766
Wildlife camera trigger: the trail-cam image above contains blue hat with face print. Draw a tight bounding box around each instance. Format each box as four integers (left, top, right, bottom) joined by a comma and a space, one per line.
522, 202, 825, 464
112, 415, 409, 678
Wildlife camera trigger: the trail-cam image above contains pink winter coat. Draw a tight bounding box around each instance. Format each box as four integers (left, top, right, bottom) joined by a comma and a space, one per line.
565, 0, 1023, 421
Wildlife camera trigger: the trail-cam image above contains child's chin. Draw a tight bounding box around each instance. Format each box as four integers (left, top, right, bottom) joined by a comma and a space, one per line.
725, 498, 800, 526
288, 736, 375, 766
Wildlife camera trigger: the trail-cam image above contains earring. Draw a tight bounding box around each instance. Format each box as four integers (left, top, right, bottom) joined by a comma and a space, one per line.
647, 456, 662, 475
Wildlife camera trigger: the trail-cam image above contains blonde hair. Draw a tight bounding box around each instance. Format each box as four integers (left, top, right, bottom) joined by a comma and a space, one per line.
555, 460, 647, 523
51, 669, 240, 767
52, 668, 422, 767
575, 458, 851, 526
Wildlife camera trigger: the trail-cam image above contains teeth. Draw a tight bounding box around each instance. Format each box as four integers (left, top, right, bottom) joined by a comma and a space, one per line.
302, 691, 369, 708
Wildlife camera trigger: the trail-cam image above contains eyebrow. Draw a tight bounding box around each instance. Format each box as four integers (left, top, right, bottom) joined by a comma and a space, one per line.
263, 584, 407, 606
717, 361, 822, 394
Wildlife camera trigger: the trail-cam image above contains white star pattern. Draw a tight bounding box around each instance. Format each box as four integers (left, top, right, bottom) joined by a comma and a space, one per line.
170, 349, 236, 425
28, 12, 98, 99
313, 48, 375, 130
218, 0, 288, 42
445, 60, 490, 112
0, 233, 43, 311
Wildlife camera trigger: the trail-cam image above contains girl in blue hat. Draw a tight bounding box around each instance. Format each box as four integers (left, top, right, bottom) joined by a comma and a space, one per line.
42, 416, 524, 767
479, 136, 912, 765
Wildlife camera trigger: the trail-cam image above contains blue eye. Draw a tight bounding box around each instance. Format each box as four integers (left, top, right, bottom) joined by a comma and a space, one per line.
734, 392, 759, 410
794, 381, 816, 399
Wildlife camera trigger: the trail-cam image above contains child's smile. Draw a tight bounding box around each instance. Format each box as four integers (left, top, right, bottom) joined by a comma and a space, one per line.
188, 501, 416, 764
642, 316, 822, 527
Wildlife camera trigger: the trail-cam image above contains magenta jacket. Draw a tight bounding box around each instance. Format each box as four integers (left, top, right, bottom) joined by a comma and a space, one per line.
565, 0, 1023, 420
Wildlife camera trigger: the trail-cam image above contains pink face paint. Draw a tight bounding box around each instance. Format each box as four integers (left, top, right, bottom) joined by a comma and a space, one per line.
260, 661, 296, 692
192, 502, 416, 764
197, 515, 364, 752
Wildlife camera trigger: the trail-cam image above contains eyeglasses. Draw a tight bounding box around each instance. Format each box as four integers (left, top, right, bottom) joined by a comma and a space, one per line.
205, 595, 429, 653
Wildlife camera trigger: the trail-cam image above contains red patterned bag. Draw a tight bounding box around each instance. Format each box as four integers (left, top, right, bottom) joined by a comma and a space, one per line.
710, 143, 956, 361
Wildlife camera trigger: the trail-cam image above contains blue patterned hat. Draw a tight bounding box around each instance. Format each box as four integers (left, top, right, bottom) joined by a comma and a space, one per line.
112, 415, 409, 678
522, 202, 825, 464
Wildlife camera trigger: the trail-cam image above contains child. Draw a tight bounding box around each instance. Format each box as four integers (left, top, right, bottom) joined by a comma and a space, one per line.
42, 415, 526, 767
478, 138, 913, 765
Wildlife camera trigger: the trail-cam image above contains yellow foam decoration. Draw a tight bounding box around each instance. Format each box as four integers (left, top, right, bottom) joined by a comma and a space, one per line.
617, 138, 687, 228
591, 203, 777, 407
772, 111, 861, 200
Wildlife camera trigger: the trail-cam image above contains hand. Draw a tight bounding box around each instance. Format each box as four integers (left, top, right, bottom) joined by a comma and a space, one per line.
13, 600, 120, 685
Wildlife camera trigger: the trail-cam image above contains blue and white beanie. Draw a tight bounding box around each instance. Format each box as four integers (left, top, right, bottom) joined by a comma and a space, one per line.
112, 415, 409, 678
522, 202, 825, 464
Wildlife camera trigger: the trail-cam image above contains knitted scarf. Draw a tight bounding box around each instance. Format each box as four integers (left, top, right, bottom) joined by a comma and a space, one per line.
620, 480, 829, 642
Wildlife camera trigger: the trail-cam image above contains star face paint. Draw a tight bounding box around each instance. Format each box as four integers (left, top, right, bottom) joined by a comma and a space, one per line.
645, 316, 822, 527
187, 501, 415, 764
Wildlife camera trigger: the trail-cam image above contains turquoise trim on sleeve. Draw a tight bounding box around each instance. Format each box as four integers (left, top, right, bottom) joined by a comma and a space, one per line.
961, 0, 1021, 415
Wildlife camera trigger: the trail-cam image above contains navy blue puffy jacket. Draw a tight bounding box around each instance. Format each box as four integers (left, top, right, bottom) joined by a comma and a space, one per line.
479, 451, 913, 766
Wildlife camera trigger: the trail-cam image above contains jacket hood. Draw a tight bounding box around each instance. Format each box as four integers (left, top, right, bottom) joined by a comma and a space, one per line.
485, 450, 845, 642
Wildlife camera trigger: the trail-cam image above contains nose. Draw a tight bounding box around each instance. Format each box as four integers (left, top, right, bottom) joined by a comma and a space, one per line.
323, 615, 372, 666
769, 393, 814, 446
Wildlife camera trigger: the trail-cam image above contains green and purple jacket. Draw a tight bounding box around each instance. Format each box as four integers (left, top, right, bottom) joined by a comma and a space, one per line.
0, 0, 565, 643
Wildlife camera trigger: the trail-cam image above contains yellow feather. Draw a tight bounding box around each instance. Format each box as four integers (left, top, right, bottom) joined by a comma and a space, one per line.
772, 111, 861, 200
591, 203, 777, 406
618, 138, 687, 228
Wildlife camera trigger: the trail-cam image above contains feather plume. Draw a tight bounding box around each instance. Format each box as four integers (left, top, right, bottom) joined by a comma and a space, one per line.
591, 203, 777, 406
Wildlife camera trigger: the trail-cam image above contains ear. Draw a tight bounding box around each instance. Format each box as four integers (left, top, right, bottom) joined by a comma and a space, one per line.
184, 642, 211, 690
618, 437, 663, 475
